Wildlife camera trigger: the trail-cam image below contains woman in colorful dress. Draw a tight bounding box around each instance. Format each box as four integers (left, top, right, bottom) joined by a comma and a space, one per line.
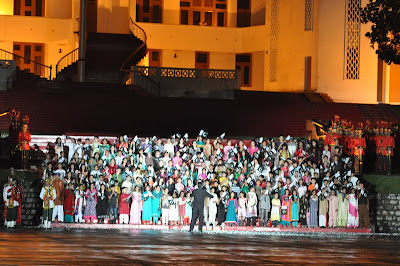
291, 190, 299, 227
271, 193, 281, 227
279, 144, 290, 161
142, 185, 154, 224
84, 183, 97, 223
151, 185, 162, 224
225, 192, 238, 224
280, 189, 292, 227
309, 189, 319, 227
337, 187, 348, 227
347, 188, 359, 228
130, 185, 143, 224
63, 183, 75, 223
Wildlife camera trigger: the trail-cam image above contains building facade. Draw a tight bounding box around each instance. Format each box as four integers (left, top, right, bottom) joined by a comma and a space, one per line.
0, 0, 399, 103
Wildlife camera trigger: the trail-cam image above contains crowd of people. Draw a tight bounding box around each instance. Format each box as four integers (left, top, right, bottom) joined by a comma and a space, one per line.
25, 121, 384, 230
4, 115, 398, 229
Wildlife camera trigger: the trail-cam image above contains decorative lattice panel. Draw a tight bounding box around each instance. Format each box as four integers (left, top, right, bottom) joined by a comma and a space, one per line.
344, 0, 361, 80
305, 0, 314, 31
270, 0, 279, 82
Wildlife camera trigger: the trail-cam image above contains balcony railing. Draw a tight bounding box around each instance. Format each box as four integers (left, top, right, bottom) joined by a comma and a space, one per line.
56, 47, 79, 79
120, 18, 148, 72
130, 66, 240, 98
0, 48, 52, 80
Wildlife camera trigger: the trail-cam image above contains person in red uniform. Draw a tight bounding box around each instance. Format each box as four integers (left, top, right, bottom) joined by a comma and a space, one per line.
352, 129, 367, 174
324, 128, 336, 152
383, 128, 395, 175
374, 128, 384, 174
18, 123, 31, 169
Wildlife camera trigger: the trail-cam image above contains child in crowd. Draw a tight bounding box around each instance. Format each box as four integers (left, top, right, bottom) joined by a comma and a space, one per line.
271, 193, 281, 227
169, 192, 179, 225
178, 191, 186, 225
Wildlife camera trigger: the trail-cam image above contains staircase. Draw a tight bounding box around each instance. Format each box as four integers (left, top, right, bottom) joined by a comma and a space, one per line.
55, 18, 147, 84
0, 48, 52, 91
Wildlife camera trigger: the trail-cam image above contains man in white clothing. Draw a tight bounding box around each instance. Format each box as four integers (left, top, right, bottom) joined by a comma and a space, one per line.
3, 177, 19, 228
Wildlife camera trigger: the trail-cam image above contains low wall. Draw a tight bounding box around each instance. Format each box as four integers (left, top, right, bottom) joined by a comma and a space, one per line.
21, 187, 42, 226
376, 194, 400, 233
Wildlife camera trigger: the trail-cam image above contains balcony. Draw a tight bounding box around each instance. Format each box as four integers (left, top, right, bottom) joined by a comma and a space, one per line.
129, 66, 240, 99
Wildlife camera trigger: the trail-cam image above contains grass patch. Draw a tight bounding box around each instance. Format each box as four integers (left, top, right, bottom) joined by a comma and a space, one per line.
363, 175, 400, 194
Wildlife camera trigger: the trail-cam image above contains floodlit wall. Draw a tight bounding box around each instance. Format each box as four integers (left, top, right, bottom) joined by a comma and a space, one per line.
0, 0, 398, 104
97, 0, 130, 34
317, 0, 378, 104
0, 15, 76, 73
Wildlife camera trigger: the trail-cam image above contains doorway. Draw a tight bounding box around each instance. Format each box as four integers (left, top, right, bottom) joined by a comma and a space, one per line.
304, 56, 312, 92
13, 42, 45, 76
87, 0, 97, 32
195, 52, 209, 69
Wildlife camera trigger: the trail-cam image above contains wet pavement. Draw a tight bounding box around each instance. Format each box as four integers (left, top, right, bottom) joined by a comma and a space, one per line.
1, 228, 399, 265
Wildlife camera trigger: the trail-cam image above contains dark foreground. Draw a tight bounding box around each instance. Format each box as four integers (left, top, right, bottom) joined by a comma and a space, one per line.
1, 229, 399, 265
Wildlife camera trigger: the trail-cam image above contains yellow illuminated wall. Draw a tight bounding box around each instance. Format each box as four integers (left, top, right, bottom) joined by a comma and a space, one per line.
0, 0, 399, 105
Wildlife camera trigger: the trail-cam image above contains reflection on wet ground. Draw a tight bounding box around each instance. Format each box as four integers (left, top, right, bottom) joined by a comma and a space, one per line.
1, 229, 399, 265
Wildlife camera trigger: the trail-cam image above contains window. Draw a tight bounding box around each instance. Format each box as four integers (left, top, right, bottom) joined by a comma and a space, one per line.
14, 0, 45, 17
180, 0, 227, 27
181, 10, 189, 25
136, 0, 163, 23
270, 0, 279, 82
236, 54, 252, 87
148, 49, 162, 67
237, 0, 251, 27
195, 52, 209, 69
305, 0, 314, 31
344, 0, 361, 80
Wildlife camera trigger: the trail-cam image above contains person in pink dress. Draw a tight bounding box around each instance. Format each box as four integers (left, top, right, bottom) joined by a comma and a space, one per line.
84, 183, 97, 223
223, 140, 233, 161
327, 190, 338, 228
238, 192, 247, 227
178, 191, 186, 225
172, 151, 183, 167
247, 140, 259, 157
129, 186, 142, 224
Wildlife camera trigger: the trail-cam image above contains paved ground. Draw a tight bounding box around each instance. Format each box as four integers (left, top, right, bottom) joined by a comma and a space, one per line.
1, 228, 399, 265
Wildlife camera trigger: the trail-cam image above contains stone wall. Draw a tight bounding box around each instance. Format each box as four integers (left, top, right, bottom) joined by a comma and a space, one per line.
21, 188, 42, 226
376, 194, 400, 233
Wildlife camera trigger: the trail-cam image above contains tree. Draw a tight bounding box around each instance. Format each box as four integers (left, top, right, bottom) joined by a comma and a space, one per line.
361, 0, 400, 65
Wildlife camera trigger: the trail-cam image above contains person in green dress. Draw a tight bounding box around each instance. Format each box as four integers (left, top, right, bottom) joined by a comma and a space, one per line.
337, 187, 348, 227
225, 192, 238, 224
151, 185, 162, 224
291, 190, 300, 227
